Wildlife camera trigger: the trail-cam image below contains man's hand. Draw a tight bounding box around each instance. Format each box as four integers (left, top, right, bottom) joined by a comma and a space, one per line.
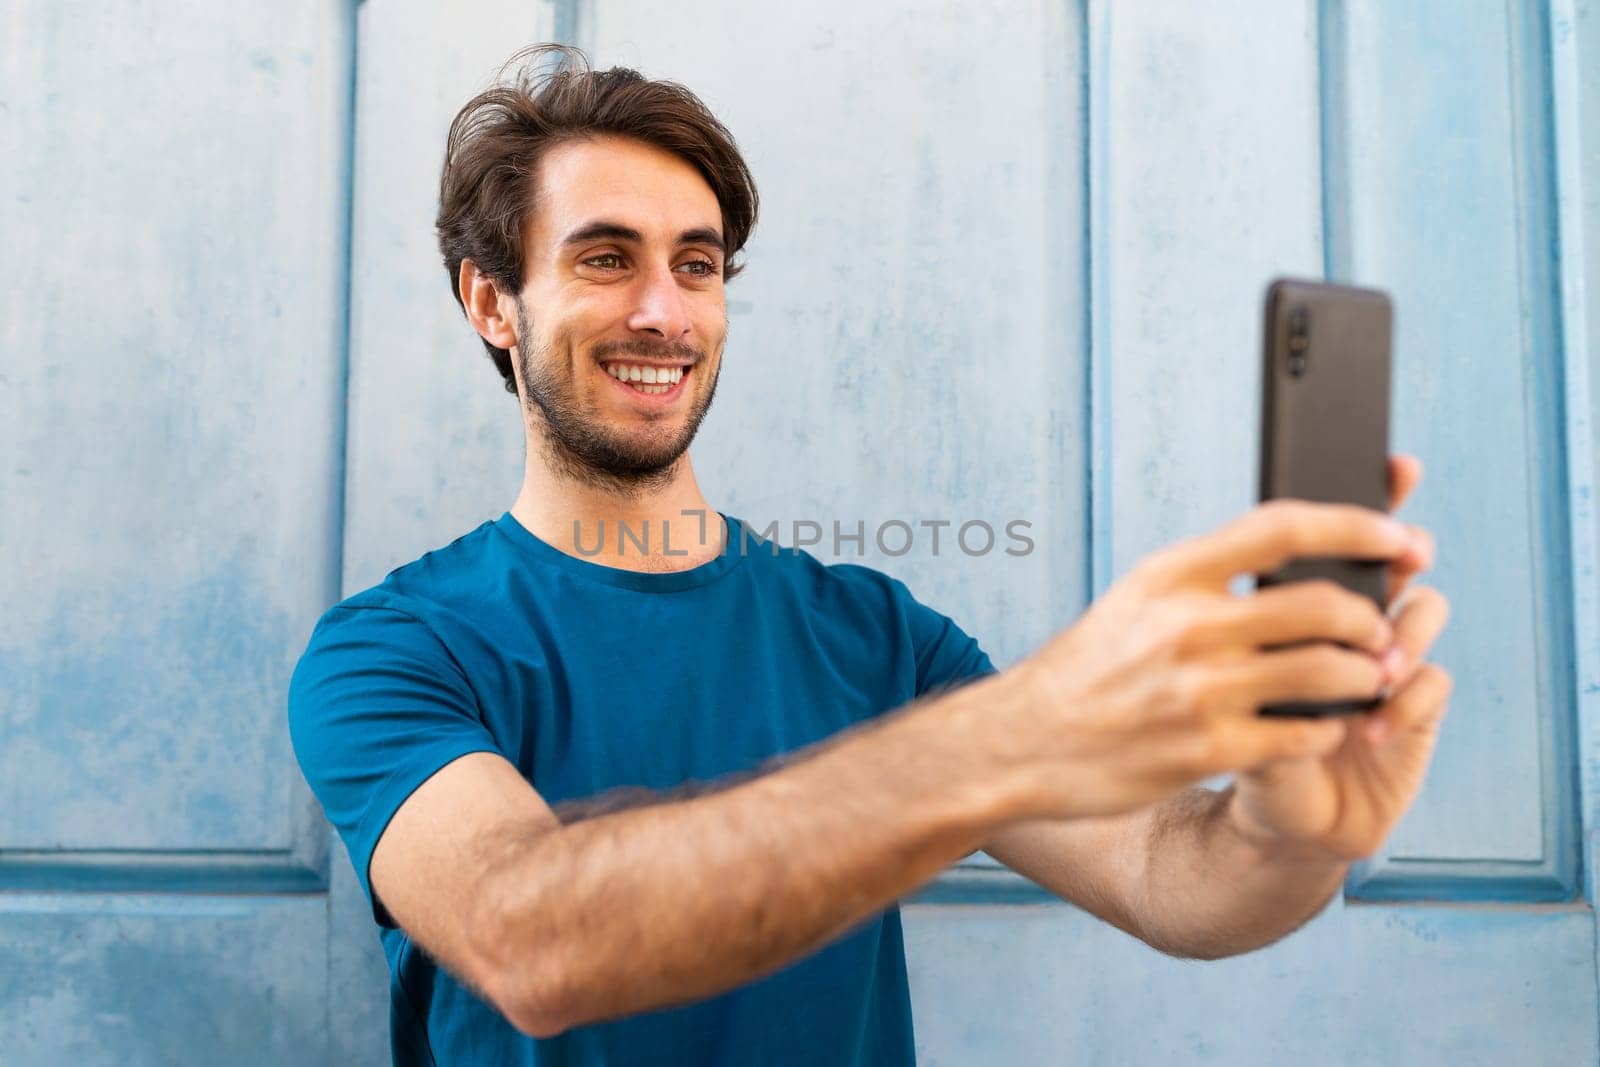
1226, 454, 1453, 861
1014, 489, 1419, 821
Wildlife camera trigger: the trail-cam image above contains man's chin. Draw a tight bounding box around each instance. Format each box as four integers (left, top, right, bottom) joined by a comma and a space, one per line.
577, 430, 695, 479
524, 375, 713, 488
607, 446, 692, 478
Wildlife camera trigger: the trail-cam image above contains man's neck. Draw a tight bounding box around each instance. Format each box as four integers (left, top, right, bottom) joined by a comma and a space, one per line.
508, 452, 726, 574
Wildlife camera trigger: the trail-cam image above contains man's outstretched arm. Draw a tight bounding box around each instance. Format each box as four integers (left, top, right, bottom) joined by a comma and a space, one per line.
984, 784, 1348, 961
373, 671, 1040, 1039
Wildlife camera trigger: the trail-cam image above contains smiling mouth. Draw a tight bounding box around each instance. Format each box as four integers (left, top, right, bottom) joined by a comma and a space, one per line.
601, 361, 689, 396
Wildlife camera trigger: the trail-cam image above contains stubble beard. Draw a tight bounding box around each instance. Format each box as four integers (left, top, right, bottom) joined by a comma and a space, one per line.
513, 301, 721, 498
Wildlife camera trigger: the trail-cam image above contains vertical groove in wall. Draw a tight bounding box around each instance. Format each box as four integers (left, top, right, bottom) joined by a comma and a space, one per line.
1086, 0, 1112, 598
1547, 0, 1600, 917
333, 0, 361, 605
1519, 0, 1566, 894
1533, 0, 1600, 1046
554, 0, 585, 49
1316, 0, 1362, 902
329, 0, 363, 1056
1317, 0, 1350, 282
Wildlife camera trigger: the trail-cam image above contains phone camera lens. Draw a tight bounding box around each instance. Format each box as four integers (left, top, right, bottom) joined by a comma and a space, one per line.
1286, 306, 1310, 376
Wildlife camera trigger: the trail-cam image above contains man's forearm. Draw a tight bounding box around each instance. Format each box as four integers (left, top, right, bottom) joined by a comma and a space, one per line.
1130, 784, 1349, 960
469, 672, 1036, 1037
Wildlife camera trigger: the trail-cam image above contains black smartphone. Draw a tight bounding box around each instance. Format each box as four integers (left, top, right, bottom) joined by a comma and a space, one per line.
1256, 277, 1393, 718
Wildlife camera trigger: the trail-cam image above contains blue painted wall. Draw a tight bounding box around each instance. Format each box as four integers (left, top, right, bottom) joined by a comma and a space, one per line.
4, 1, 1599, 1063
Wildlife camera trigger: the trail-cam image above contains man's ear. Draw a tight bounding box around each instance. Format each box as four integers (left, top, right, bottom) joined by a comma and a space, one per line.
458, 259, 519, 351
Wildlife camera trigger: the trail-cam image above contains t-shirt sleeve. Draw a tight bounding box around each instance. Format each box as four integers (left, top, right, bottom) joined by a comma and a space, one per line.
885, 575, 998, 698
287, 603, 502, 929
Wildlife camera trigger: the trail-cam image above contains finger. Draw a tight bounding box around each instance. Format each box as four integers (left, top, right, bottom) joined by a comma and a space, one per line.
1386, 525, 1436, 606
1181, 500, 1411, 587
1211, 579, 1393, 655
1388, 455, 1423, 513
1207, 715, 1349, 773
1377, 585, 1451, 688
1362, 663, 1454, 745
1214, 643, 1388, 710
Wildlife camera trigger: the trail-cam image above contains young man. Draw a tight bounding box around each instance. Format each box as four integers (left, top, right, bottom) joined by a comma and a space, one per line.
289, 45, 1450, 1066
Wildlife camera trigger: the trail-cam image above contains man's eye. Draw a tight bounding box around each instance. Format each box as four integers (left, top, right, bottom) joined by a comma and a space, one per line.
585, 254, 623, 270
678, 260, 719, 277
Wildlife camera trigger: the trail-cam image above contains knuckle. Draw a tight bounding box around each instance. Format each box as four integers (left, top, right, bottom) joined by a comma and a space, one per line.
1305, 648, 1347, 690
1165, 667, 1209, 712
1314, 580, 1379, 629
1313, 648, 1382, 697
1424, 587, 1452, 625
1303, 578, 1346, 602
1406, 583, 1440, 609
1284, 578, 1342, 616
1129, 550, 1176, 589
1259, 498, 1300, 523
1365, 615, 1393, 652
1165, 610, 1212, 656
1286, 723, 1327, 757
1194, 665, 1237, 711
1261, 500, 1307, 542
1346, 838, 1383, 862
1332, 582, 1382, 621
1182, 724, 1229, 775
1361, 652, 1387, 696
1422, 663, 1454, 697
1285, 508, 1319, 547
1249, 501, 1296, 554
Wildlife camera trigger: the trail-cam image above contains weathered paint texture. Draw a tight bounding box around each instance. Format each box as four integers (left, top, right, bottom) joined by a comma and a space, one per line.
5, 0, 1600, 1063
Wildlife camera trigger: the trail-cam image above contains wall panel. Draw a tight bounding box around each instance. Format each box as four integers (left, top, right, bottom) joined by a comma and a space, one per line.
0, 0, 350, 879
1329, 0, 1579, 899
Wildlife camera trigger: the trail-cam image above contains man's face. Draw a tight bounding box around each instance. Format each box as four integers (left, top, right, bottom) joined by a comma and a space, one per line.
512, 135, 728, 490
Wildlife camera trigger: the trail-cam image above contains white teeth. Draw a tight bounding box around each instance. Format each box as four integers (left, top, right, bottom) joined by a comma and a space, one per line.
605, 364, 686, 386
604, 363, 686, 393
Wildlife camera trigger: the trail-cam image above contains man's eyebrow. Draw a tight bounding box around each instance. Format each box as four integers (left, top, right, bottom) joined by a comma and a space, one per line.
676, 227, 725, 253
561, 220, 724, 253
561, 221, 642, 248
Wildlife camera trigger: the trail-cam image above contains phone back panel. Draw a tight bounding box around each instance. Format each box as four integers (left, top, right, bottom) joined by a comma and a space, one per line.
1258, 278, 1393, 715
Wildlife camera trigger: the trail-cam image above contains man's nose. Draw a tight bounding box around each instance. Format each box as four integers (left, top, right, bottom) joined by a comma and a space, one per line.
625, 264, 692, 339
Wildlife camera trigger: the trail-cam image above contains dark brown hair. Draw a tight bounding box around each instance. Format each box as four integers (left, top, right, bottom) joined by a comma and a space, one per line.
436, 44, 760, 396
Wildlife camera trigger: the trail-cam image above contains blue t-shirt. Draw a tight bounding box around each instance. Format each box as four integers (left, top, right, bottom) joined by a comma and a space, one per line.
288, 511, 995, 1066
